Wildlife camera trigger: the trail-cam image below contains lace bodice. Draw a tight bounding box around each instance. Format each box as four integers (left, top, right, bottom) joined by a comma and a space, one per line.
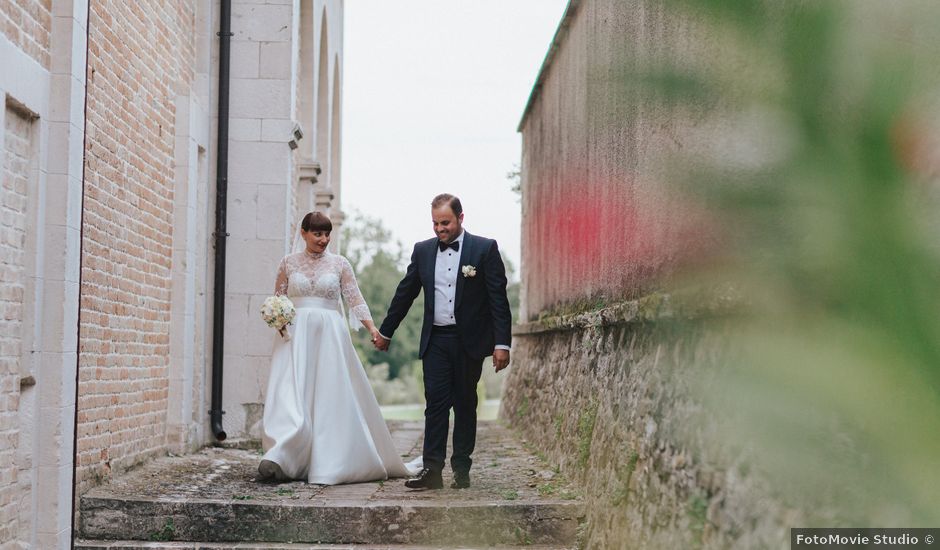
274, 251, 372, 328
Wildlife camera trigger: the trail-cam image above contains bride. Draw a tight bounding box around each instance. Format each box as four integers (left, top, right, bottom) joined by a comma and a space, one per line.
258, 211, 419, 484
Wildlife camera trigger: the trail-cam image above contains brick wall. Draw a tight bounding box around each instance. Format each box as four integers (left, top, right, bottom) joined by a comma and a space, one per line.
0, 0, 52, 69
77, 0, 195, 491
0, 103, 33, 547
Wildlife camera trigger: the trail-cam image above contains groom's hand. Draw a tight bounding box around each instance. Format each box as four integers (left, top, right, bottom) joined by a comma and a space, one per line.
493, 349, 510, 372
373, 334, 390, 351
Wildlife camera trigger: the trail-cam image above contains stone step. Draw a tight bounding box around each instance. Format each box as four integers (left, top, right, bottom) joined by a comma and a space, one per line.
78, 421, 584, 547
74, 541, 574, 550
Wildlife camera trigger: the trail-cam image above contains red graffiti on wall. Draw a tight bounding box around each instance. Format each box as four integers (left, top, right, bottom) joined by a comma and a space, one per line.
524, 174, 719, 312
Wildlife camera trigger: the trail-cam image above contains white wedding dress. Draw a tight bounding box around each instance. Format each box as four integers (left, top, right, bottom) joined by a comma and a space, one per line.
260, 250, 420, 484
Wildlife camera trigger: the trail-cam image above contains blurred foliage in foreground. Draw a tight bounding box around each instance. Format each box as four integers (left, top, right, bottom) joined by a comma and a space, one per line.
646, 0, 940, 526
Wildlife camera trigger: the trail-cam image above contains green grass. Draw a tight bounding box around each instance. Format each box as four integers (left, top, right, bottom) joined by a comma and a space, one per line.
576, 402, 598, 469
688, 494, 709, 549
612, 451, 639, 506
515, 395, 530, 420
147, 519, 175, 542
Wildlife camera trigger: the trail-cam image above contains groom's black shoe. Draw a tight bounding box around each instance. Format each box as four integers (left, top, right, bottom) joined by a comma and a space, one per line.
404, 468, 443, 490
451, 470, 470, 489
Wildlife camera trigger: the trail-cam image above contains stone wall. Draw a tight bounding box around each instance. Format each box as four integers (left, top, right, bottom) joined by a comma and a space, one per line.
509, 3, 756, 542
502, 304, 793, 549
508, 2, 781, 545
222, 0, 345, 440
221, 0, 298, 441
517, 0, 719, 319
509, 0, 940, 547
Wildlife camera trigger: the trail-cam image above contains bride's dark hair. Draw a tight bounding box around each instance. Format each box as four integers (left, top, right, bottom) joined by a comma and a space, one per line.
301, 211, 332, 232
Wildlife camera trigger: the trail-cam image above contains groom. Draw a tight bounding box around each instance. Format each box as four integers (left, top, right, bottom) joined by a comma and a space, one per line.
374, 194, 512, 489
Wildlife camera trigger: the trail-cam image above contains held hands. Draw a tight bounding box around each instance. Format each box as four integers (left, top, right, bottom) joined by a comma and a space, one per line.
371, 329, 390, 351
493, 349, 510, 372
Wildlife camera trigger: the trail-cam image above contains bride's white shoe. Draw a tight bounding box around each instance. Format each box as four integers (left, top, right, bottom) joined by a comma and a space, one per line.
257, 459, 289, 482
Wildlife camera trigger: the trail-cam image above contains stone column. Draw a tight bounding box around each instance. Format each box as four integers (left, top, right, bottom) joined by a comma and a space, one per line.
27, 0, 87, 546
314, 181, 334, 212
222, 0, 296, 440
297, 159, 320, 217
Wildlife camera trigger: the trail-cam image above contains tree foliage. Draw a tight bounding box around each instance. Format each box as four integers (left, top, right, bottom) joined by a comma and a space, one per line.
340, 211, 424, 379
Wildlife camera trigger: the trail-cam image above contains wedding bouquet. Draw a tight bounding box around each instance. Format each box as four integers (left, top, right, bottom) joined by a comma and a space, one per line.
260, 295, 296, 340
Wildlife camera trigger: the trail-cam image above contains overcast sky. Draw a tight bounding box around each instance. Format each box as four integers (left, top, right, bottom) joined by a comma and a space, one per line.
342, 0, 569, 276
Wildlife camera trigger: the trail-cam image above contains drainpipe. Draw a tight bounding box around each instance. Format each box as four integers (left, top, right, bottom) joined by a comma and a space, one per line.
210, 0, 232, 441
71, 1, 94, 548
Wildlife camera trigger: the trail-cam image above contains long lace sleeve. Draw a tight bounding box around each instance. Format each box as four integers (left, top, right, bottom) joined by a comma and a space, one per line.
274, 256, 288, 296
340, 256, 372, 330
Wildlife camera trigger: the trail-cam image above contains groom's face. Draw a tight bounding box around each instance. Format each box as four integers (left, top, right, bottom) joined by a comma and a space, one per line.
432, 205, 464, 244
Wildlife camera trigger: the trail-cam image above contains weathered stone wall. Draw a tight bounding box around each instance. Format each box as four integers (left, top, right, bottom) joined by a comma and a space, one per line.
502, 305, 795, 549
510, 0, 940, 547
517, 0, 720, 319
509, 2, 782, 546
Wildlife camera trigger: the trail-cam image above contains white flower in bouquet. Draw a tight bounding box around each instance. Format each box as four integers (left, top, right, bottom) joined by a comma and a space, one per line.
260, 295, 296, 340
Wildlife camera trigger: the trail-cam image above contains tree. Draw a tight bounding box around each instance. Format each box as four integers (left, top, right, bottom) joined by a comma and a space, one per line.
340, 211, 424, 379
340, 210, 520, 380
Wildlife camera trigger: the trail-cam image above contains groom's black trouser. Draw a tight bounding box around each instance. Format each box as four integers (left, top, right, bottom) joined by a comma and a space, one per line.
422, 325, 484, 473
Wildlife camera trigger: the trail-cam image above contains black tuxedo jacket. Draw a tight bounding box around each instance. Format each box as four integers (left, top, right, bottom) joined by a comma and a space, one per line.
379, 232, 512, 360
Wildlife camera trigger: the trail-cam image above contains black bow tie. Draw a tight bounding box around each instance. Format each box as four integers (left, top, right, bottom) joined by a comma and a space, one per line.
439, 240, 459, 253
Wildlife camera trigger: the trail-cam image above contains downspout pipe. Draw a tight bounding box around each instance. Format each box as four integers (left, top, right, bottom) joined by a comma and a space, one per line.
210, 0, 232, 441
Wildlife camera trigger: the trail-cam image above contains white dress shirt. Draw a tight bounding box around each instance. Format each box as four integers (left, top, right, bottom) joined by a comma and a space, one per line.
433, 231, 463, 326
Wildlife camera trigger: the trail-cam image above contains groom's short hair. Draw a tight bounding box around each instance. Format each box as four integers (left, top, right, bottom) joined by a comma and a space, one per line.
431, 194, 463, 217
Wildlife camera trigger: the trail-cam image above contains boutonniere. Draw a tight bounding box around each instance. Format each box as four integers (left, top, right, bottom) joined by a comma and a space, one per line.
462, 265, 477, 278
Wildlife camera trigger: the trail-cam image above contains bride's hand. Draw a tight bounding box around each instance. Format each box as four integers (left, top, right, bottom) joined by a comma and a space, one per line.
370, 329, 389, 351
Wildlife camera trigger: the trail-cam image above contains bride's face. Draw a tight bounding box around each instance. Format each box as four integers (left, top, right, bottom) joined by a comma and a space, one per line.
302, 229, 330, 253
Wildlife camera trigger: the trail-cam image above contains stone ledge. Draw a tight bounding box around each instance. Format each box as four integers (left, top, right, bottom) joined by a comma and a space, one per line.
79, 498, 582, 546
212, 438, 262, 451
513, 286, 743, 336
75, 541, 573, 549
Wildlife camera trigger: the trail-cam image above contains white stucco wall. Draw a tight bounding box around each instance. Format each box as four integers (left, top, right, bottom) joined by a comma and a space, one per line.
221, 0, 344, 440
